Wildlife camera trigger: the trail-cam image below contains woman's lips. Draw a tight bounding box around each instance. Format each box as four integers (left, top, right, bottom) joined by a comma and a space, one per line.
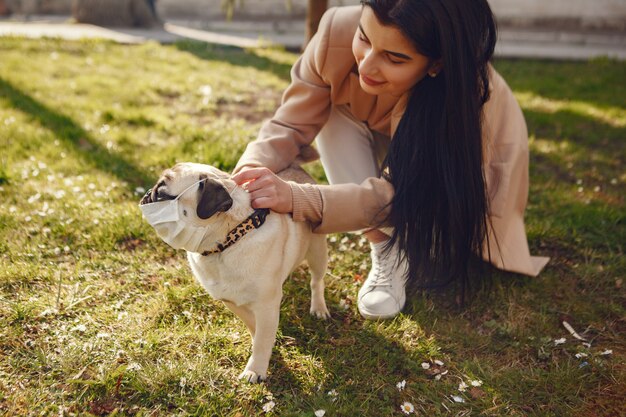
360, 74, 385, 86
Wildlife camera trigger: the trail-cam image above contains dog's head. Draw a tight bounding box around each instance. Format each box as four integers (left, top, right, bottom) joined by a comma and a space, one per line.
140, 163, 249, 224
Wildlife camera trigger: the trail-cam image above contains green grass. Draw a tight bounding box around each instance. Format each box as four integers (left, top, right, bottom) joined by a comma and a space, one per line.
0, 37, 624, 416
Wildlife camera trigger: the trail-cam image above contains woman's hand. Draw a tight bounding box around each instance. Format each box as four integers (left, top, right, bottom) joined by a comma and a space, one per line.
231, 167, 293, 213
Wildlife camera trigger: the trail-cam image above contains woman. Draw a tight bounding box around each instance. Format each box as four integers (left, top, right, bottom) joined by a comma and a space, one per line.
231, 0, 549, 319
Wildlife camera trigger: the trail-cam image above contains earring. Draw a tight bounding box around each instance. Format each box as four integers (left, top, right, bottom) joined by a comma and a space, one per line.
429, 72, 438, 78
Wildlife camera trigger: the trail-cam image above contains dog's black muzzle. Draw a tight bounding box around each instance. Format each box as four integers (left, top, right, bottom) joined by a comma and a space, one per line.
139, 188, 154, 205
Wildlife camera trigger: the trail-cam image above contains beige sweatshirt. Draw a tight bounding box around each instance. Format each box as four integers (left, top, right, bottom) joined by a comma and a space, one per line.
234, 6, 549, 277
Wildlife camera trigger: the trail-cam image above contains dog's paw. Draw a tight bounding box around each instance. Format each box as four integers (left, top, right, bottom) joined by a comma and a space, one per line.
310, 304, 331, 320
239, 369, 266, 384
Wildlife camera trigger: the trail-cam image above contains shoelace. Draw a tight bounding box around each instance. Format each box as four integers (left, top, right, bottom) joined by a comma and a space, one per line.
370, 248, 399, 288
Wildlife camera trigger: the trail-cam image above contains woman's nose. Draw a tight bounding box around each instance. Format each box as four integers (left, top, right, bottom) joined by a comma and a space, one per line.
358, 49, 378, 75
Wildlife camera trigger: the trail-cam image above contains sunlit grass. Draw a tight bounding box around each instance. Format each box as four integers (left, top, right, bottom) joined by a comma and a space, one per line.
0, 38, 624, 416
517, 91, 626, 128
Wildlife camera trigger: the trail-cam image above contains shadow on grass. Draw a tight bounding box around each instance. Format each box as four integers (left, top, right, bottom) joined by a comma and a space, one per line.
524, 108, 626, 149
0, 77, 152, 189
172, 40, 293, 82
269, 299, 432, 415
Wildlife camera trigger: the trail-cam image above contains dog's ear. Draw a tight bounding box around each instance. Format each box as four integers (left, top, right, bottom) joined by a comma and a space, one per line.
196, 176, 233, 219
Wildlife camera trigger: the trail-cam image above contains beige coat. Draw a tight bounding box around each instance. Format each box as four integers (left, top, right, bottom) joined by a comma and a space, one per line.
234, 6, 549, 277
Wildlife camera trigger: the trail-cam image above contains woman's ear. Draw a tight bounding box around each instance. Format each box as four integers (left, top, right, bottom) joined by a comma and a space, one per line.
428, 59, 443, 77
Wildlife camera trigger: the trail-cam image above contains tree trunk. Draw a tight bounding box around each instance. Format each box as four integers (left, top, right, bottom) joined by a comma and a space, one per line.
0, 0, 9, 16
303, 0, 328, 50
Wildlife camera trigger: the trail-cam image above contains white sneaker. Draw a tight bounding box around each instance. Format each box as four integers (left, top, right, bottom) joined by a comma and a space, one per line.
357, 241, 407, 319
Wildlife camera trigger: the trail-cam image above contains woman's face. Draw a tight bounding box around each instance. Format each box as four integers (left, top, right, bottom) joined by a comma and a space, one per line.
352, 6, 436, 96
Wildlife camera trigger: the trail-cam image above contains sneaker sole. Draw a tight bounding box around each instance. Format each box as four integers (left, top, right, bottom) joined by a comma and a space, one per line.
357, 302, 401, 320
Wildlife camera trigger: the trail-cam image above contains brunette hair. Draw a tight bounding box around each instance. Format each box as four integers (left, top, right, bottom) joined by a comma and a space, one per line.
362, 0, 497, 297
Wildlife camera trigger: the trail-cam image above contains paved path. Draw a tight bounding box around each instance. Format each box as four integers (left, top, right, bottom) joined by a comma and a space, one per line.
1, 15, 625, 60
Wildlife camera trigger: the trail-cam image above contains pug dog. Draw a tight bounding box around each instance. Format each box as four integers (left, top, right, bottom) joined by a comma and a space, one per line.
139, 162, 330, 383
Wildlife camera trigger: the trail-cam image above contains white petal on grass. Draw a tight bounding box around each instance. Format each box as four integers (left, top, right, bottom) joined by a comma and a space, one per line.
600, 349, 613, 356
435, 370, 449, 381
554, 337, 567, 345
421, 362, 431, 369
397, 379, 406, 391
127, 362, 142, 371
199, 85, 213, 97
28, 193, 41, 204
71, 324, 87, 333
262, 400, 276, 413
458, 381, 468, 392
562, 321, 587, 341
434, 359, 444, 366
400, 401, 415, 414
575, 353, 588, 359
40, 308, 57, 317
451, 395, 465, 403
314, 410, 326, 417
327, 389, 338, 402
470, 379, 483, 387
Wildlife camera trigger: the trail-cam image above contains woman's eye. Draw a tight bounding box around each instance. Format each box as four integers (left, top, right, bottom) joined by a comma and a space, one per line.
387, 55, 404, 64
358, 33, 369, 43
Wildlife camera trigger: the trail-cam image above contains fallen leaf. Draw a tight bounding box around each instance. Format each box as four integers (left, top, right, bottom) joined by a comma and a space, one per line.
469, 387, 485, 399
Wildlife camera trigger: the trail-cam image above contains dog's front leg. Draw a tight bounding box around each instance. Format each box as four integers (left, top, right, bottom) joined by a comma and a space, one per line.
223, 301, 256, 338
238, 295, 281, 383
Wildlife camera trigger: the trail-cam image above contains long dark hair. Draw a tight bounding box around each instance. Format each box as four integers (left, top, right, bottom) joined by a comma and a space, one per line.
363, 0, 497, 297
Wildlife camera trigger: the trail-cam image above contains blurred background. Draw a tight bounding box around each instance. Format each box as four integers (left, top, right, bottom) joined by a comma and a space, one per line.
0, 0, 625, 59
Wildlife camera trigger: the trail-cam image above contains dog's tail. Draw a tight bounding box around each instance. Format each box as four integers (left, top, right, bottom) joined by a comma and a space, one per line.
294, 145, 320, 165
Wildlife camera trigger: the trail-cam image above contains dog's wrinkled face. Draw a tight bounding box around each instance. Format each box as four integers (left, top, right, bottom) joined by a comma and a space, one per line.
140, 163, 235, 221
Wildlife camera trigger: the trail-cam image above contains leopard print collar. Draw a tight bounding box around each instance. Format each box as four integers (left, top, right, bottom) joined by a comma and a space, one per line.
201, 208, 270, 255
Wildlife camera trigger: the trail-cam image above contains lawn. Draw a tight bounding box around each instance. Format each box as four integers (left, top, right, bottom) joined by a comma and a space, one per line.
0, 37, 624, 416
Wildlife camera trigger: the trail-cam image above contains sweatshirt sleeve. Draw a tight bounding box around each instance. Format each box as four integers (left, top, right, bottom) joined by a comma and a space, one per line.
288, 176, 395, 234
233, 8, 339, 174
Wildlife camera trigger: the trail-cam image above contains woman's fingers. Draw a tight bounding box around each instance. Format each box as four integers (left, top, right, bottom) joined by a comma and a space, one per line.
231, 167, 270, 185
231, 167, 293, 213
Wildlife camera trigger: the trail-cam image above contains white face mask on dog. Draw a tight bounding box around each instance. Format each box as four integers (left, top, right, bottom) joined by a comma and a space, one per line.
139, 179, 233, 253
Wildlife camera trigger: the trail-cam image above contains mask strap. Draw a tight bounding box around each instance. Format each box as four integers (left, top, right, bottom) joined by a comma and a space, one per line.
174, 178, 208, 201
